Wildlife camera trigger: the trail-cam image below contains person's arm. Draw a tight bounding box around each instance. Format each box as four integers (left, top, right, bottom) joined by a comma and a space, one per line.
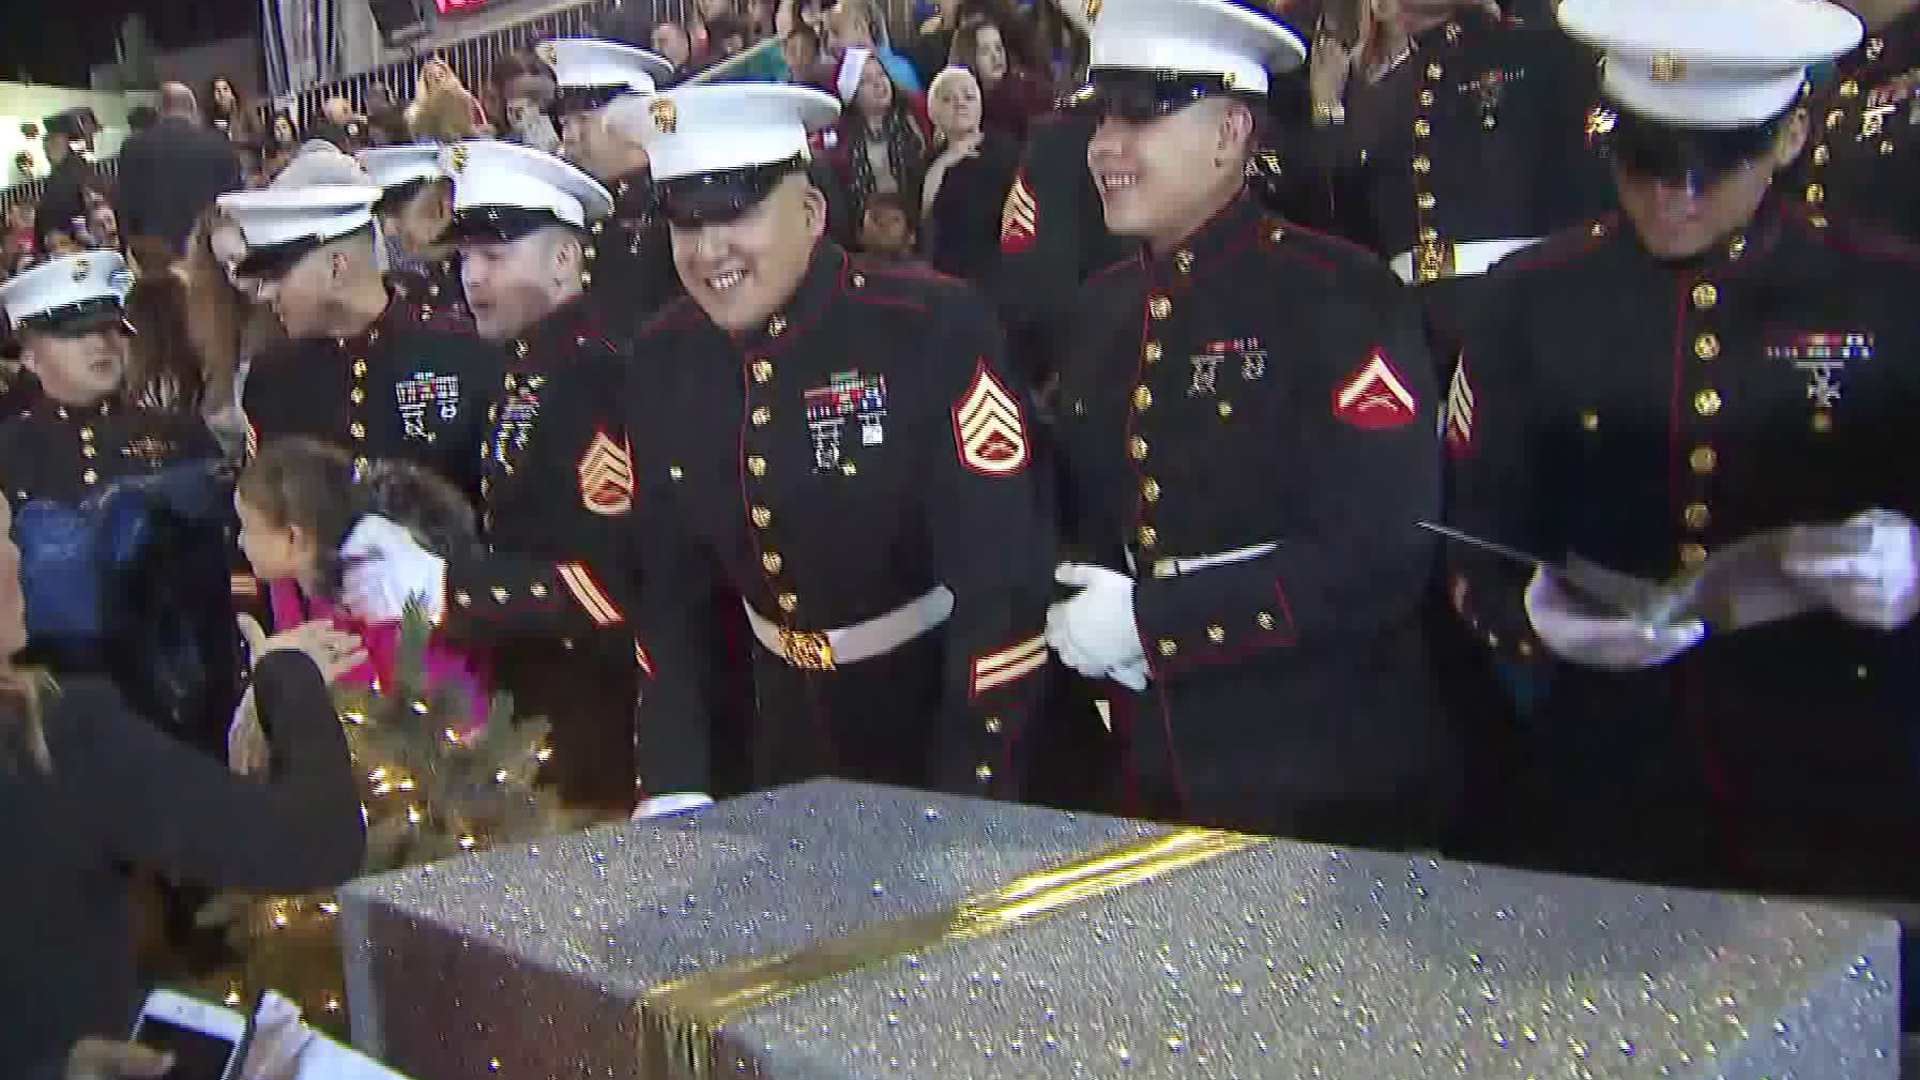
56, 651, 365, 889
924, 290, 1052, 795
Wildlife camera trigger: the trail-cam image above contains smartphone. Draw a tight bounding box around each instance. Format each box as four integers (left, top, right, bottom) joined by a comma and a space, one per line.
130, 989, 249, 1080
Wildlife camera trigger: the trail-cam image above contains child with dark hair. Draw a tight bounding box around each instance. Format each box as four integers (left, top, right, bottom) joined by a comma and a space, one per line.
235, 437, 491, 732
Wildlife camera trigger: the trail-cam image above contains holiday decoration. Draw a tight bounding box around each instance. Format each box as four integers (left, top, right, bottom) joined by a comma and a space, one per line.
198, 603, 587, 1035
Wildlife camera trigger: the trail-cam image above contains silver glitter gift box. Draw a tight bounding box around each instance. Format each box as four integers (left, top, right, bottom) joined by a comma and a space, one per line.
340, 780, 1899, 1079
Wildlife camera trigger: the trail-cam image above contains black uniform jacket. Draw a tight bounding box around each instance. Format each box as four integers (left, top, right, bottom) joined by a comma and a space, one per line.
241, 285, 499, 502
626, 243, 1054, 799
589, 170, 685, 332
1296, 0, 1611, 270
1793, 7, 1920, 245
437, 294, 636, 661
389, 255, 467, 320
1052, 192, 1456, 835
0, 400, 222, 507
1447, 202, 1920, 896
989, 111, 1130, 382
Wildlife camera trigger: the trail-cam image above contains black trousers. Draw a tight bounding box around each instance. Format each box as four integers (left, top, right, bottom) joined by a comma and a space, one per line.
497, 645, 638, 814
745, 629, 947, 791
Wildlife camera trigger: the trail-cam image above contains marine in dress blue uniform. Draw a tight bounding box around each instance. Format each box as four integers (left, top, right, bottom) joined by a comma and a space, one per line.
622, 85, 1053, 812
1045, 0, 1459, 841
1790, 0, 1920, 244
361, 143, 468, 318
1446, 0, 1920, 903
340, 141, 644, 814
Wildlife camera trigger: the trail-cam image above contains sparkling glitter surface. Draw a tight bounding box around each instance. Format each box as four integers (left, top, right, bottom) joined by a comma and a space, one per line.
341, 781, 1899, 1079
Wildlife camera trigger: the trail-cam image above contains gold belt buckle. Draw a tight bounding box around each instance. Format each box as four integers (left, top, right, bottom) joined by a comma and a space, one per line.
1415, 238, 1456, 283
779, 628, 836, 671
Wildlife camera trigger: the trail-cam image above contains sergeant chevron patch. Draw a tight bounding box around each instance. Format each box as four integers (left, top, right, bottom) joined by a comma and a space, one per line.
999, 170, 1037, 256
577, 430, 634, 515
952, 361, 1029, 476
244, 418, 259, 461
1444, 358, 1475, 457
971, 633, 1047, 696
1333, 348, 1418, 429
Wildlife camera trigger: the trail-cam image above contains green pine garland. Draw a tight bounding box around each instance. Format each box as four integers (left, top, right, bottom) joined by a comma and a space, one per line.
197, 602, 587, 1031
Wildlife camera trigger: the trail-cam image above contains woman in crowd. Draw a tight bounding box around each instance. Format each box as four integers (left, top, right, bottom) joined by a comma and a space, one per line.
919, 64, 1018, 281
180, 206, 283, 452
261, 110, 300, 179
0, 478, 367, 1075
485, 49, 559, 153
829, 47, 931, 230
947, 11, 1053, 140
408, 57, 490, 135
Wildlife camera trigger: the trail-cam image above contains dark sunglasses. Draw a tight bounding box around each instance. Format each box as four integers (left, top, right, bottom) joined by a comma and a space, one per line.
1601, 105, 1783, 190
1072, 69, 1246, 123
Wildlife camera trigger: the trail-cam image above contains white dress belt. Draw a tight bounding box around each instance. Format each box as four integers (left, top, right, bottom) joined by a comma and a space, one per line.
743, 586, 955, 669
1389, 237, 1545, 285
1125, 541, 1277, 580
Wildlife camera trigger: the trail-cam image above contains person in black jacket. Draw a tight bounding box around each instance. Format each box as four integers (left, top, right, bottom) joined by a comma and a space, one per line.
115, 84, 242, 265
0, 483, 366, 1077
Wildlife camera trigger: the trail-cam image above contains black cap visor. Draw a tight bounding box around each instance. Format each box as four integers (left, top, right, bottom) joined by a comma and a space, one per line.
236, 235, 330, 281
16, 297, 131, 338
1603, 105, 1784, 190
444, 205, 574, 244
657, 156, 809, 227
547, 85, 629, 124
1073, 69, 1254, 123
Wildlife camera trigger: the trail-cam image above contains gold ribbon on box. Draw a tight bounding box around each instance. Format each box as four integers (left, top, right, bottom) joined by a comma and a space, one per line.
637, 826, 1265, 1080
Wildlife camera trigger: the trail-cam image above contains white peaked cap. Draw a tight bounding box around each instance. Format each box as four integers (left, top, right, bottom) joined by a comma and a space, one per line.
216, 185, 383, 251
2, 252, 131, 328
1089, 0, 1306, 96
438, 140, 614, 227
637, 84, 841, 183
1560, 0, 1863, 129
540, 38, 675, 93
358, 144, 449, 191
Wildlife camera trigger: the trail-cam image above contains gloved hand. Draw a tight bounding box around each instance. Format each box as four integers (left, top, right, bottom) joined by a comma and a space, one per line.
632, 793, 714, 820
1780, 508, 1920, 631
1524, 566, 1705, 670
340, 515, 446, 622
1046, 562, 1148, 690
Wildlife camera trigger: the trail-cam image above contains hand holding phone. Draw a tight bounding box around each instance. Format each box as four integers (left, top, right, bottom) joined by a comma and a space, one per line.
129, 990, 249, 1080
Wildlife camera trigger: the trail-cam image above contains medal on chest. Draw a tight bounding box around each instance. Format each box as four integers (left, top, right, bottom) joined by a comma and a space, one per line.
802, 371, 888, 472
395, 371, 462, 442
1187, 339, 1267, 397
489, 374, 545, 472
120, 433, 174, 468
1767, 332, 1872, 431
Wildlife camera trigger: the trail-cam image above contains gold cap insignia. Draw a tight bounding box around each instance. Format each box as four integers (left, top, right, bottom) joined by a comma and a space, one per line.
1084, 0, 1102, 20
651, 97, 678, 134
535, 41, 558, 67
447, 144, 469, 173
71, 259, 89, 282
1649, 53, 1687, 82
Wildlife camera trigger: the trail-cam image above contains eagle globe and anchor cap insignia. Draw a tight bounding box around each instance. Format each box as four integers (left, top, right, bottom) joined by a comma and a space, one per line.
535, 41, 558, 67
651, 97, 678, 134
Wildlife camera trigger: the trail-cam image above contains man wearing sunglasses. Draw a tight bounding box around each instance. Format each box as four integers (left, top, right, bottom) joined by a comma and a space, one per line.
218, 175, 499, 505
619, 84, 1053, 814
539, 35, 687, 326
1447, 0, 1920, 907
1044, 0, 1456, 843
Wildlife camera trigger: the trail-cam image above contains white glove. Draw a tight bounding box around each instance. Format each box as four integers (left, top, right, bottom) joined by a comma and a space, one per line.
1046, 562, 1148, 689
1524, 566, 1705, 670
1780, 509, 1920, 631
632, 793, 713, 820
340, 515, 446, 622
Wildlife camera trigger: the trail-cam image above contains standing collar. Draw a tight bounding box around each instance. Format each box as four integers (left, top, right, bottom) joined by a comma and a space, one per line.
507, 292, 614, 368
733, 241, 846, 352
1143, 190, 1265, 282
